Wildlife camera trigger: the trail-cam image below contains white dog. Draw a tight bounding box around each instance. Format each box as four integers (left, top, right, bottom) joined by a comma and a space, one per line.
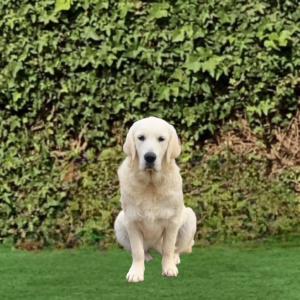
114, 116, 197, 282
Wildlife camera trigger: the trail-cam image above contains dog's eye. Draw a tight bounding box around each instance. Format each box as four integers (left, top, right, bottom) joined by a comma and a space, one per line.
138, 136, 145, 141
158, 137, 165, 142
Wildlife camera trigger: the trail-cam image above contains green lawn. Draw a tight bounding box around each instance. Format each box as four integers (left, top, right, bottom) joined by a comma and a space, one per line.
0, 244, 300, 300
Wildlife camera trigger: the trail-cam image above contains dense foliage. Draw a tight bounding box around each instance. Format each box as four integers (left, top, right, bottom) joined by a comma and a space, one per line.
1, 0, 300, 247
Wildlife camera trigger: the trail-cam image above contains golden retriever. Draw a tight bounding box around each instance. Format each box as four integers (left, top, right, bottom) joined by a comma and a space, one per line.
114, 117, 197, 282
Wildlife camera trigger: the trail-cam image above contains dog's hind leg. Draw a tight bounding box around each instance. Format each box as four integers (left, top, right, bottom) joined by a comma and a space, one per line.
144, 251, 154, 262
114, 211, 132, 253
175, 207, 197, 264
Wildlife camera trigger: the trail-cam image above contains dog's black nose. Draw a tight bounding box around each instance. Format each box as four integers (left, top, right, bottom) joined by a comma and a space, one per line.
144, 152, 156, 163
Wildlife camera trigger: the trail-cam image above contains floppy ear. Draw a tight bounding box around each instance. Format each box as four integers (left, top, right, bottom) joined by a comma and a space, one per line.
166, 125, 181, 163
123, 125, 136, 161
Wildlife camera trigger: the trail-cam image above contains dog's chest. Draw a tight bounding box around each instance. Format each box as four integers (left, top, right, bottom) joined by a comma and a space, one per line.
138, 199, 175, 221
120, 173, 183, 222
122, 193, 178, 222
126, 186, 178, 221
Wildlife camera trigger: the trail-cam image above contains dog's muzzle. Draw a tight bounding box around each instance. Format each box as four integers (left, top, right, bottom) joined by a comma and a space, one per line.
144, 152, 156, 169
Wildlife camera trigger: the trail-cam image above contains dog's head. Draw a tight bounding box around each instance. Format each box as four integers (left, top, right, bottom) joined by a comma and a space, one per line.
123, 117, 181, 171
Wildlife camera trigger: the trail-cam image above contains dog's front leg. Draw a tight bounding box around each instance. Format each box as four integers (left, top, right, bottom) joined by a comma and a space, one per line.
126, 223, 145, 282
161, 222, 179, 277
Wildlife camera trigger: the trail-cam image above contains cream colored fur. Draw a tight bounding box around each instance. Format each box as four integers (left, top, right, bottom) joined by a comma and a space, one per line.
114, 117, 197, 282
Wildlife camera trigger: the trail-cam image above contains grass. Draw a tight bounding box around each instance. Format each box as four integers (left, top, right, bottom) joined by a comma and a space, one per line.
1, 243, 300, 300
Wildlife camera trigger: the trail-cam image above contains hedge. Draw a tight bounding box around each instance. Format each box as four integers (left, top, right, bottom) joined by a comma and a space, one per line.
0, 0, 300, 247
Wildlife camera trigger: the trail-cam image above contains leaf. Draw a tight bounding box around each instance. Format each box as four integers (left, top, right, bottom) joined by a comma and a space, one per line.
202, 57, 219, 77
172, 86, 179, 97
158, 88, 170, 101
172, 30, 185, 42
13, 92, 22, 102
269, 32, 279, 41
171, 69, 184, 81
119, 6, 128, 18
146, 53, 153, 65
150, 9, 168, 19
262, 105, 269, 116
114, 102, 124, 113
132, 97, 147, 108
184, 62, 201, 73
201, 82, 211, 94
55, 0, 72, 12
264, 40, 279, 50
86, 28, 101, 41
116, 58, 125, 69
193, 29, 205, 39
279, 30, 291, 40
278, 30, 291, 46
9, 61, 22, 78
105, 54, 117, 66
215, 69, 223, 81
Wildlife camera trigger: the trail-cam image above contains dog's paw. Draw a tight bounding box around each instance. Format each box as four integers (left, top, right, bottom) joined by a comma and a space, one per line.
162, 263, 178, 277
144, 251, 154, 263
174, 252, 181, 265
126, 267, 144, 283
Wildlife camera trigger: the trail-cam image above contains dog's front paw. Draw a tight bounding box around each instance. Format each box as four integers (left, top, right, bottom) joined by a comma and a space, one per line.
162, 262, 178, 277
126, 266, 144, 283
